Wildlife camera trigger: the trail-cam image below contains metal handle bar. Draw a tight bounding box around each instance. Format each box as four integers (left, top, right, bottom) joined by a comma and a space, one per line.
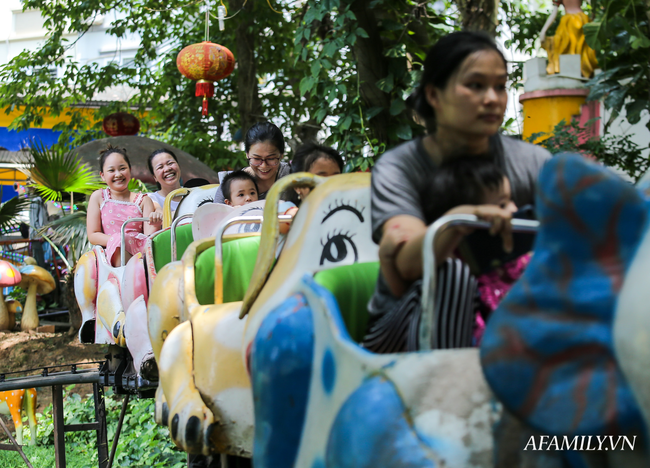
214, 214, 293, 304
120, 217, 150, 267
419, 214, 540, 350
171, 214, 194, 262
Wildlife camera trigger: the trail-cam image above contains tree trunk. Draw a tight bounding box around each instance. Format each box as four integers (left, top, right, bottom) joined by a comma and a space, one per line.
232, 0, 263, 135
456, 0, 500, 36
350, 0, 392, 146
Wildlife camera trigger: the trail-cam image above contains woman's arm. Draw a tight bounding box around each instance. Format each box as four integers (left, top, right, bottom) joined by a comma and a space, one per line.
87, 191, 110, 247
380, 215, 427, 293
148, 193, 162, 212
381, 206, 514, 296
141, 196, 162, 235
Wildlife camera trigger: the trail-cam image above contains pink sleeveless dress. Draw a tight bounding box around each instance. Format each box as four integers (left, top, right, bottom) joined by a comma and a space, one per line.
100, 188, 148, 265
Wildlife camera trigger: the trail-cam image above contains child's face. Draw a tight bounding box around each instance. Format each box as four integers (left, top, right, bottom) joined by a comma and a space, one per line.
483, 176, 517, 213
101, 153, 131, 192
226, 179, 259, 206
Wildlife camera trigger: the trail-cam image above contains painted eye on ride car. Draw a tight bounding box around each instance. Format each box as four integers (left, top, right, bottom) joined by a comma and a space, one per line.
320, 230, 358, 266
318, 199, 365, 266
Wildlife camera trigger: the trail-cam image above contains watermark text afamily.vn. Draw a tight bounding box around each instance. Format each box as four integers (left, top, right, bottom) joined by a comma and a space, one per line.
524, 435, 636, 451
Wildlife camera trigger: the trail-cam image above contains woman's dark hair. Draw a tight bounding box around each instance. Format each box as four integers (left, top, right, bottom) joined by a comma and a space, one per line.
293, 143, 343, 173
147, 149, 179, 175
184, 178, 210, 188
98, 144, 131, 172
245, 122, 285, 155
430, 156, 507, 220
222, 170, 259, 201
413, 31, 507, 120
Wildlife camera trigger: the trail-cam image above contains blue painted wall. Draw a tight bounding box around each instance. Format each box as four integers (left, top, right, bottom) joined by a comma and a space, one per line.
0, 127, 61, 151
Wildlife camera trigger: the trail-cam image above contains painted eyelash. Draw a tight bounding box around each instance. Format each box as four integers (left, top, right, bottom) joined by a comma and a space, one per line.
321, 199, 366, 224
320, 229, 356, 247
197, 197, 214, 207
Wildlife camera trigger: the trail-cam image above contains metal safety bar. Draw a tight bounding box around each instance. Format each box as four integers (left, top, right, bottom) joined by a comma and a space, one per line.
120, 217, 150, 267
213, 215, 293, 304
419, 214, 540, 350
171, 213, 194, 262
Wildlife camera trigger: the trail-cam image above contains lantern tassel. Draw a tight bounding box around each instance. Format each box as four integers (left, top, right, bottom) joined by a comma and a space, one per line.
202, 97, 209, 116
196, 81, 214, 98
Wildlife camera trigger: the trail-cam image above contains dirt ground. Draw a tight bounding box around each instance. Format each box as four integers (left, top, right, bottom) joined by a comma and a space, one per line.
0, 330, 108, 439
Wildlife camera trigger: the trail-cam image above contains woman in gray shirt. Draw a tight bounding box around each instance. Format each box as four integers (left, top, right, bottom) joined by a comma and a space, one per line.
365, 31, 550, 352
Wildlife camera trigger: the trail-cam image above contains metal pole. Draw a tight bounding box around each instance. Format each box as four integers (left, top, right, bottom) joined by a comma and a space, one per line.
94, 383, 109, 468
52, 385, 66, 468
120, 217, 150, 267
107, 394, 130, 468
0, 416, 34, 468
171, 214, 193, 261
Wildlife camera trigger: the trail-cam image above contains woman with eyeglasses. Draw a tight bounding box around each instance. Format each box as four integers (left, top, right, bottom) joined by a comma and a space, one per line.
213, 122, 291, 204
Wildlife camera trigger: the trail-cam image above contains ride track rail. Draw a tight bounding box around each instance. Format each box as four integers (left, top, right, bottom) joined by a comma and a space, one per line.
0, 354, 159, 468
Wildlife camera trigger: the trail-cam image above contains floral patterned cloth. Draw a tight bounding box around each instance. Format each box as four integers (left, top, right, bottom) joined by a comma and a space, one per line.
100, 188, 147, 265
473, 253, 532, 345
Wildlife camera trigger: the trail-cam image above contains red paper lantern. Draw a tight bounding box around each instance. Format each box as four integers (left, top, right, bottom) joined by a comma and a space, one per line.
176, 41, 235, 116
102, 112, 140, 137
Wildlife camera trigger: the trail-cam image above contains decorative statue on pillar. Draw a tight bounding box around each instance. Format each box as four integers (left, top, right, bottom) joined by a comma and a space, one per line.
540, 0, 598, 77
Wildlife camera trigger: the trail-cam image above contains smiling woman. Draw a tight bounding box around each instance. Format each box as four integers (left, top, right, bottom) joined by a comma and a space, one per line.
213, 122, 292, 204
147, 149, 182, 212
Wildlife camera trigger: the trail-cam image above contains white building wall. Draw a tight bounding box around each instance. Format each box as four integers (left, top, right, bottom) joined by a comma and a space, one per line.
0, 2, 141, 100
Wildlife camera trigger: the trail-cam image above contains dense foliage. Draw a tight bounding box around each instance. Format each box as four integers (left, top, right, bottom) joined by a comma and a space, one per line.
1, 1, 648, 172
529, 119, 648, 181
0, 0, 468, 172
0, 386, 185, 468
584, 0, 650, 131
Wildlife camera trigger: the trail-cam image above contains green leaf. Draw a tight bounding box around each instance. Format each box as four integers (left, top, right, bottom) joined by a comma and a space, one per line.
356, 27, 369, 38
27, 138, 104, 202
311, 61, 321, 77
376, 73, 394, 93
631, 34, 650, 50
625, 99, 648, 125
604, 87, 627, 111
389, 98, 406, 116
0, 196, 30, 234
583, 21, 603, 50
366, 107, 383, 120
395, 123, 412, 140
315, 108, 328, 123
299, 76, 315, 96
340, 115, 353, 130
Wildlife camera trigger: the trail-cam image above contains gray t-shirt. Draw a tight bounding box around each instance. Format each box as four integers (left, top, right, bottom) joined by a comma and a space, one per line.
213, 162, 291, 204
368, 134, 551, 318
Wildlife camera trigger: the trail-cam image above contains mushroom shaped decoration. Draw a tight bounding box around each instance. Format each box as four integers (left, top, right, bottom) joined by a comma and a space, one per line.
18, 264, 55, 331
0, 261, 22, 330
6, 300, 22, 331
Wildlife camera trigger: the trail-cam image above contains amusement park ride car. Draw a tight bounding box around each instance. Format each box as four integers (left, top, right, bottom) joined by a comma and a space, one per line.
2, 156, 650, 468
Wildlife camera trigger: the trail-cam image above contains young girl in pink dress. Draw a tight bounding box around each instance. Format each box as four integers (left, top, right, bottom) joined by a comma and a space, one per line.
87, 145, 162, 266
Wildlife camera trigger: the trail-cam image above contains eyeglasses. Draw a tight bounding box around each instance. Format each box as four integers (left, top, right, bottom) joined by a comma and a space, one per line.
248, 157, 280, 167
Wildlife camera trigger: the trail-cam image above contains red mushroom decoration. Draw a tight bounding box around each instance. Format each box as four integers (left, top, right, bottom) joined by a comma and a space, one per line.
102, 112, 140, 137
0, 261, 21, 331
176, 41, 235, 116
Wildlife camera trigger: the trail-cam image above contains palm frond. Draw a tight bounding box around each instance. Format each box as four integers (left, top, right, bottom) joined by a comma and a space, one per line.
39, 202, 91, 261
0, 196, 30, 234
128, 178, 153, 193
26, 139, 104, 202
